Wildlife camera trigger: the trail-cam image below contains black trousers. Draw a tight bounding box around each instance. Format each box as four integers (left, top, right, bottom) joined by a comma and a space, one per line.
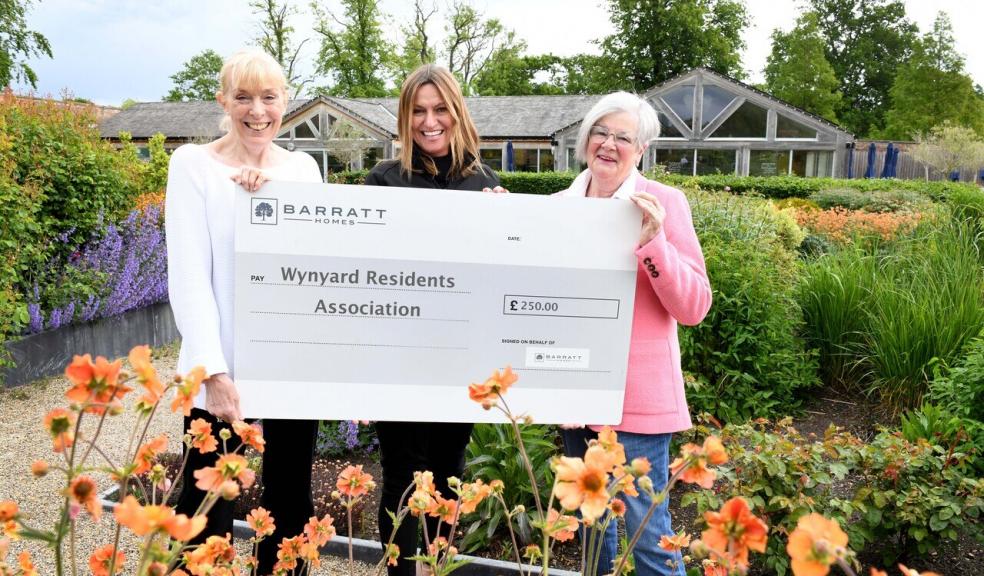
376, 421, 473, 576
175, 408, 319, 575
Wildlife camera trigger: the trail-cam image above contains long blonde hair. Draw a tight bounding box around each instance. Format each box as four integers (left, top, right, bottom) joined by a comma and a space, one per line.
396, 64, 484, 179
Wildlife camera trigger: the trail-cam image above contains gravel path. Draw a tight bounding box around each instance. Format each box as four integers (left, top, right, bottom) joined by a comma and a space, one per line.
0, 344, 376, 575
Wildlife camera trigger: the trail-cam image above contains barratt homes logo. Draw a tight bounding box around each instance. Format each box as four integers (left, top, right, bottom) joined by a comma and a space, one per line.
525, 347, 590, 369
281, 202, 389, 227
251, 198, 278, 225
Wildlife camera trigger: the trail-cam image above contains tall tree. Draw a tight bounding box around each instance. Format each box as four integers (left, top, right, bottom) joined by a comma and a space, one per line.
443, 1, 520, 95
311, 0, 396, 98
1, 0, 52, 88
251, 0, 309, 97
910, 122, 984, 180
473, 52, 565, 96
882, 13, 984, 139
599, 0, 749, 92
392, 0, 438, 86
764, 12, 842, 122
808, 0, 917, 137
163, 49, 223, 102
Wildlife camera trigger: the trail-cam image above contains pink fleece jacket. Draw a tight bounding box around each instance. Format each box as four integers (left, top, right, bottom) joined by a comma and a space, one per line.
561, 174, 712, 434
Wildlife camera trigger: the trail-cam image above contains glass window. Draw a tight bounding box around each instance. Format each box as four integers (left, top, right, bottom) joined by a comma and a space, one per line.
481, 148, 503, 170
709, 101, 768, 138
776, 114, 817, 139
660, 84, 695, 129
657, 112, 684, 138
792, 150, 833, 177
749, 150, 790, 176
326, 153, 346, 174
294, 120, 316, 139
304, 150, 325, 179
310, 114, 321, 133
277, 129, 290, 139
701, 84, 737, 129
513, 148, 537, 172
538, 148, 554, 172
363, 147, 383, 170
696, 149, 737, 175
655, 148, 695, 176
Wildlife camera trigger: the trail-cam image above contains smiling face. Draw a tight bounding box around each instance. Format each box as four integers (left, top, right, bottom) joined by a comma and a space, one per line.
411, 83, 454, 157
219, 84, 286, 151
586, 111, 644, 192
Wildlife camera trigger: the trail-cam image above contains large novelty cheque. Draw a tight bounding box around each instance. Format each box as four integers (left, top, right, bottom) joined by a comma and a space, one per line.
234, 182, 641, 424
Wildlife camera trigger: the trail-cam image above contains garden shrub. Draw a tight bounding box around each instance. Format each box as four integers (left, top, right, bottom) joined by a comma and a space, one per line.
833, 430, 984, 562
681, 189, 820, 422
682, 417, 862, 576
315, 420, 379, 458
808, 188, 932, 213
328, 169, 577, 195
793, 207, 923, 244
926, 332, 984, 471
460, 423, 558, 552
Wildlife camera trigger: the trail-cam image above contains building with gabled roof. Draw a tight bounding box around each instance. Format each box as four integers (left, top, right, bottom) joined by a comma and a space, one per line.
99, 68, 854, 179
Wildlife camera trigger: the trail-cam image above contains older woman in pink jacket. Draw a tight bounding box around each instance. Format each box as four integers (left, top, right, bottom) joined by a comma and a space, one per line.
557, 92, 712, 576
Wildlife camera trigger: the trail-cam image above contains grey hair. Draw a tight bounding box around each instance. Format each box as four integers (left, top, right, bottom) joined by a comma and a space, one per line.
574, 91, 660, 163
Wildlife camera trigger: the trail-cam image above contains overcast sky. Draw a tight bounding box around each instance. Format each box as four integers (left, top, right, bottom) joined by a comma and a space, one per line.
14, 0, 984, 106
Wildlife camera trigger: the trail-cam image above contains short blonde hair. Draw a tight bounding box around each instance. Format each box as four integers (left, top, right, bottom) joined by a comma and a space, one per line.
575, 91, 660, 163
396, 64, 485, 179
217, 49, 288, 131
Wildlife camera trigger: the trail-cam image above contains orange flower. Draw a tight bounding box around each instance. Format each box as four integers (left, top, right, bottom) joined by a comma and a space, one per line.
188, 418, 218, 454
670, 435, 728, 489
787, 513, 849, 576
544, 508, 579, 542
183, 534, 236, 573
384, 543, 400, 566
246, 507, 276, 538
459, 479, 493, 514
897, 564, 941, 576
336, 464, 374, 498
2, 520, 18, 539
17, 550, 38, 576
88, 544, 124, 576
232, 420, 266, 453
870, 569, 888, 576
193, 454, 255, 492
113, 496, 206, 541
171, 366, 205, 416
702, 497, 768, 570
594, 427, 627, 470
64, 354, 130, 414
553, 445, 615, 524
0, 501, 17, 522
427, 494, 459, 524
299, 540, 322, 569
468, 366, 518, 408
610, 498, 627, 517
43, 408, 76, 453
133, 434, 168, 475
68, 475, 101, 521
413, 470, 436, 495
659, 531, 691, 552
304, 514, 336, 547
128, 345, 163, 409
30, 460, 49, 477
409, 489, 435, 517
275, 535, 304, 572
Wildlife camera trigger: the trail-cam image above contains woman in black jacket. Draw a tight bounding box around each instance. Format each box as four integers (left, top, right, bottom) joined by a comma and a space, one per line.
365, 63, 503, 576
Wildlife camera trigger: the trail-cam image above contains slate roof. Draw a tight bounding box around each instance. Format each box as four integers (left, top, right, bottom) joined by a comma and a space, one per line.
100, 95, 603, 141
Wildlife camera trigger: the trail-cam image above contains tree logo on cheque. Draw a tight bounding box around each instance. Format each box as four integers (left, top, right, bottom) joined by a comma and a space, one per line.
251, 198, 278, 225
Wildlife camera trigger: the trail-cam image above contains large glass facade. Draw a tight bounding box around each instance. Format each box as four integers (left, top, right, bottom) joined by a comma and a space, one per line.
657, 112, 684, 138
655, 148, 695, 176
660, 84, 695, 129
696, 149, 737, 175
792, 150, 833, 177
749, 150, 791, 176
538, 148, 554, 172
701, 84, 737, 129
776, 114, 816, 139
710, 101, 768, 138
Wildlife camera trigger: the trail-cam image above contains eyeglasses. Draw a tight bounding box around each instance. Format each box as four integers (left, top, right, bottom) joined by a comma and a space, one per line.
589, 125, 636, 148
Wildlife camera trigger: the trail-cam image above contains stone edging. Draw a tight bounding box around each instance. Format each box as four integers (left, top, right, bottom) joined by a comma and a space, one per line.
2, 302, 178, 388
98, 485, 577, 576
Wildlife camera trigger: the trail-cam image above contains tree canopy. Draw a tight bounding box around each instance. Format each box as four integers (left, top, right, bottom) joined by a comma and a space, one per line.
0, 0, 52, 89
764, 12, 841, 122
881, 12, 984, 139
311, 0, 395, 98
251, 0, 309, 97
599, 0, 748, 92
163, 49, 222, 102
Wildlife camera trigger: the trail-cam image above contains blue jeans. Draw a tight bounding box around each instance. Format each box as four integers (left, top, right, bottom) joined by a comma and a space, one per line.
561, 429, 684, 576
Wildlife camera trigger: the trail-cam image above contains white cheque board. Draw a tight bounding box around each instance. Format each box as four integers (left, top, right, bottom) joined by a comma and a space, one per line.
234, 182, 641, 424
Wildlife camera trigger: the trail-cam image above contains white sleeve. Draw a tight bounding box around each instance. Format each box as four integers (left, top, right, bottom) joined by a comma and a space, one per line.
165, 147, 229, 376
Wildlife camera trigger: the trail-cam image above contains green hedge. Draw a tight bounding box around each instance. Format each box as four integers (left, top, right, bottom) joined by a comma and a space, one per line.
327, 169, 578, 195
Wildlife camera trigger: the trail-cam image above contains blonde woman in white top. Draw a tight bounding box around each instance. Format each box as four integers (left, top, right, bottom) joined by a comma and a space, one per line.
165, 48, 321, 574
